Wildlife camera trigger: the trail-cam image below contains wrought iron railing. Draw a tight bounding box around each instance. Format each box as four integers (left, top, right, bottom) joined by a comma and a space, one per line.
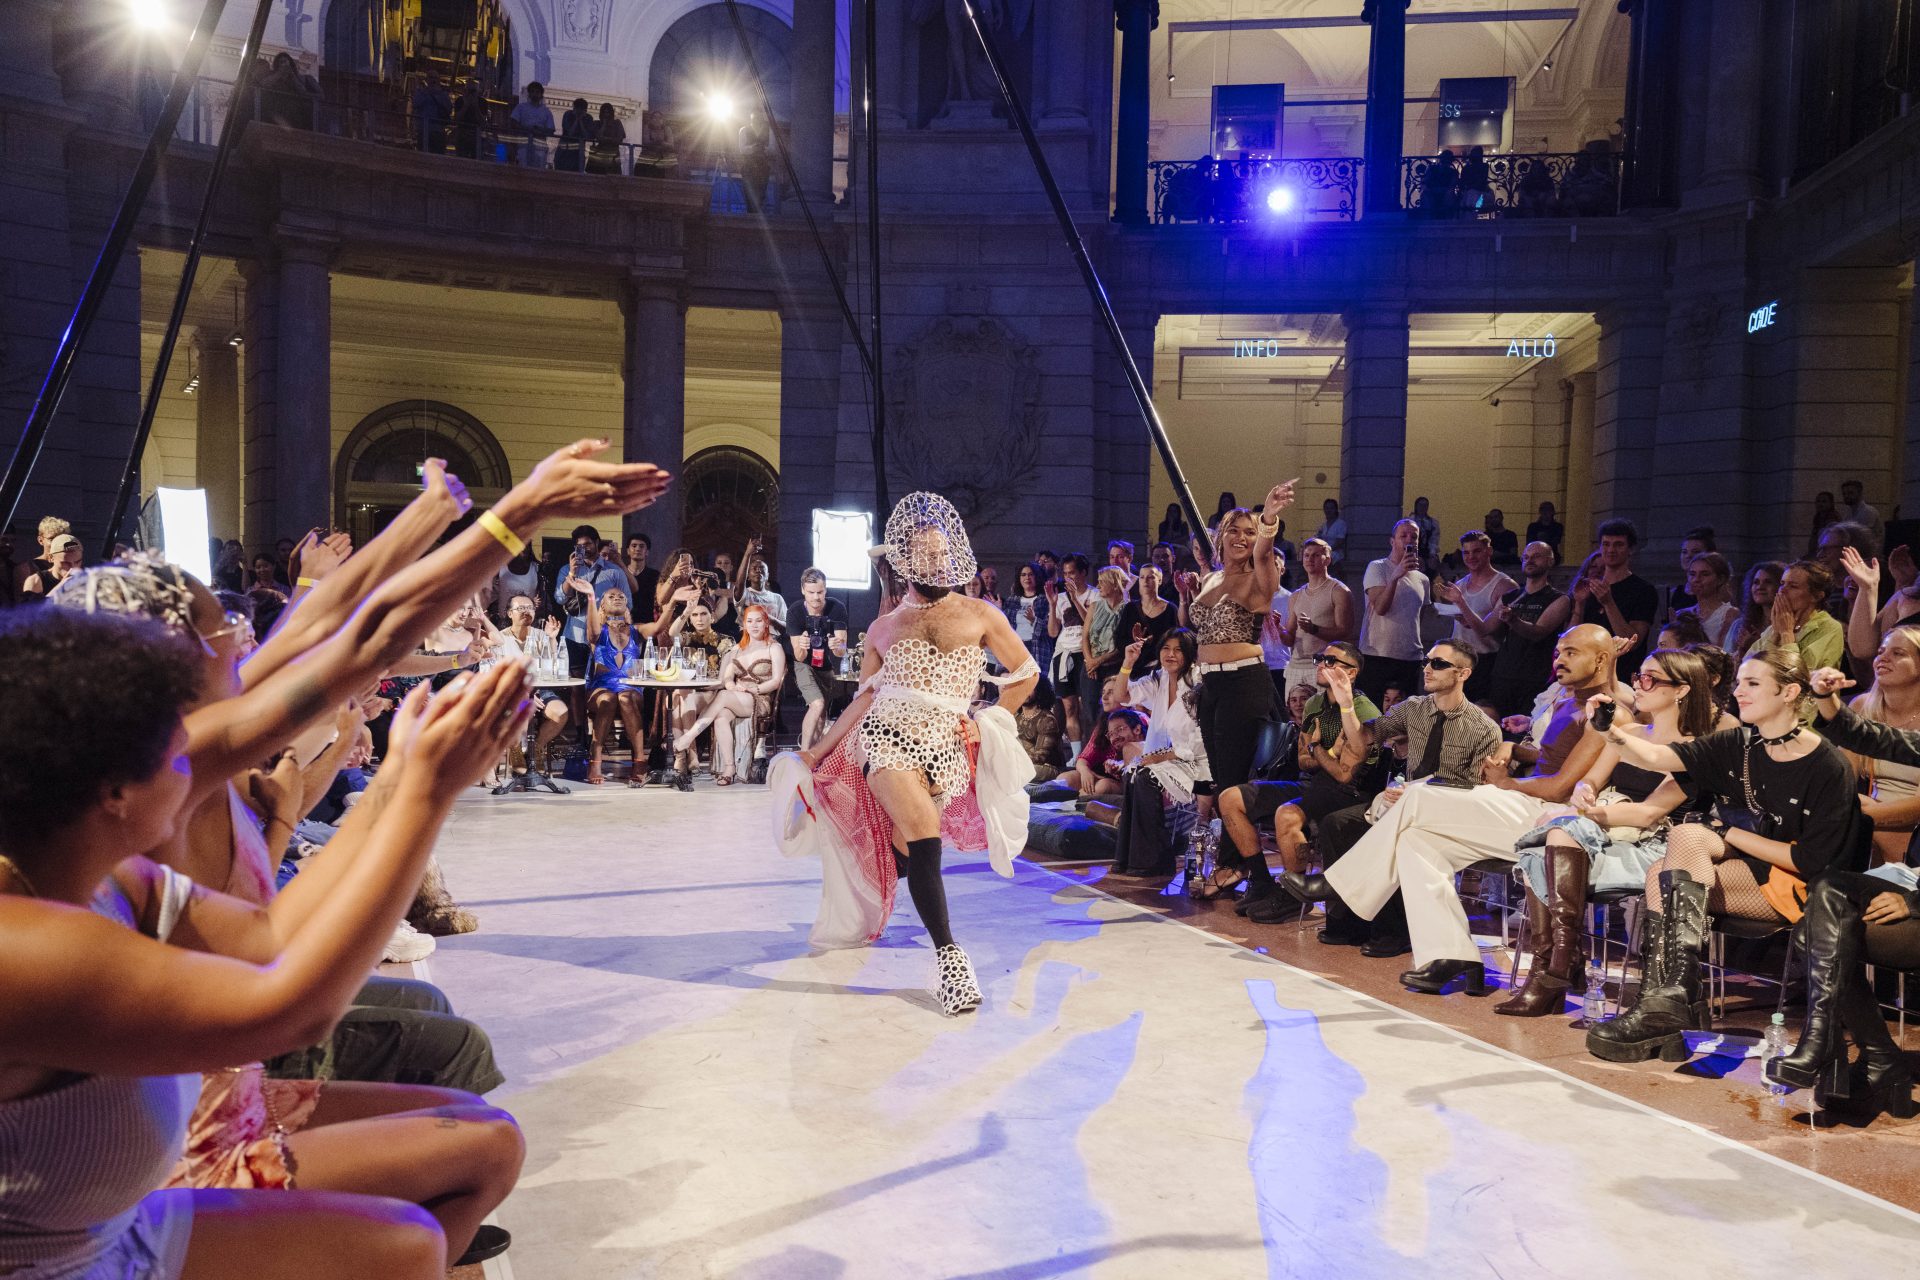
1400, 150, 1622, 218
1149, 156, 1361, 223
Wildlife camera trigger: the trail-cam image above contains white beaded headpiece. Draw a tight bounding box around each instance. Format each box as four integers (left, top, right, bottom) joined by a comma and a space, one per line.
880, 490, 977, 590
47, 551, 199, 633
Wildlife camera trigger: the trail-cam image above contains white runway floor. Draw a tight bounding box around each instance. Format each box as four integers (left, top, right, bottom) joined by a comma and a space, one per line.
427, 783, 1920, 1278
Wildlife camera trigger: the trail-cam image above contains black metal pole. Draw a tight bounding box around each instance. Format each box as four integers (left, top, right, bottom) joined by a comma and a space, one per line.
956, 0, 1212, 566
721, 0, 875, 389
104, 0, 275, 558
0, 0, 232, 534
862, 0, 889, 518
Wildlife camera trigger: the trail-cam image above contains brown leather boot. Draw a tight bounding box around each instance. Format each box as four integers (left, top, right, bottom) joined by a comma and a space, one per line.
1495, 846, 1588, 1017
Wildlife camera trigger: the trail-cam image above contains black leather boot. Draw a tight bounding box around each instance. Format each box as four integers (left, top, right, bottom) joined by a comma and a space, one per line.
1767, 878, 1862, 1091
1822, 977, 1919, 1120
1280, 870, 1335, 903
1496, 847, 1589, 1018
1399, 959, 1487, 996
1586, 871, 1709, 1063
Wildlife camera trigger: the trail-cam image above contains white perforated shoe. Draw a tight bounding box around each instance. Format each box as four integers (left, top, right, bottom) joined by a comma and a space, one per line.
935, 944, 983, 1016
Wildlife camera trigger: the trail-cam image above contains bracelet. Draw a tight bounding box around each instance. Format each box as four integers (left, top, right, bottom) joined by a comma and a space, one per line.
478, 510, 525, 556
296, 576, 318, 588
1118, 667, 1132, 677
1255, 517, 1280, 538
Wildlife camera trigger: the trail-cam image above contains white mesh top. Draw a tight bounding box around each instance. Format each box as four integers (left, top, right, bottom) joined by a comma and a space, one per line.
856, 638, 1037, 808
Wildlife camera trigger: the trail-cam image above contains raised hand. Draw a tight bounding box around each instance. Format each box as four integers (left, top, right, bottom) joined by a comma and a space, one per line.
1262, 479, 1299, 519
1840, 546, 1881, 595
420, 457, 472, 519
246, 753, 304, 825
543, 615, 562, 639
1324, 663, 1355, 709
1123, 638, 1145, 669
1808, 667, 1856, 698
404, 660, 536, 792
520, 440, 672, 522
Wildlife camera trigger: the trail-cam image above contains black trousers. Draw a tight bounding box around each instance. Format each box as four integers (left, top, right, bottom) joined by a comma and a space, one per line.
1813, 869, 1920, 971
1114, 770, 1177, 876
1197, 663, 1276, 866
1317, 801, 1409, 944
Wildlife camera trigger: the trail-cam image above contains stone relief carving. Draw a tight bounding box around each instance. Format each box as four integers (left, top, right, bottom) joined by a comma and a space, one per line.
911, 0, 1032, 109
887, 316, 1044, 525
560, 0, 609, 50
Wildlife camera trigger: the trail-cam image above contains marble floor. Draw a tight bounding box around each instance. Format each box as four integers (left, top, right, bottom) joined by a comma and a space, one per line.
427, 783, 1920, 1278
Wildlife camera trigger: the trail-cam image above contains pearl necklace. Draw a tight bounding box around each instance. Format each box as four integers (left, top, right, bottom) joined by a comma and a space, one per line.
900, 595, 940, 610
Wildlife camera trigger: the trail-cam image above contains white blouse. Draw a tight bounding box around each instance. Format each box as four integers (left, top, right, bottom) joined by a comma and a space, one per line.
1125, 670, 1211, 802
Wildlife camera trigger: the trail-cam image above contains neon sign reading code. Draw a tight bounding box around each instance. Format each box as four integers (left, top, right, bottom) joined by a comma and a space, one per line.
1748, 301, 1780, 333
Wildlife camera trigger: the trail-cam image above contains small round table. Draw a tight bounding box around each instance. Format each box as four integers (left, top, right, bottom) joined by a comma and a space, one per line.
621, 673, 720, 784
492, 676, 583, 796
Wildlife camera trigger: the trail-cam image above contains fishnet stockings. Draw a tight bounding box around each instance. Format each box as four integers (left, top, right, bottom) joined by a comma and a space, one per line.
1642, 823, 1783, 922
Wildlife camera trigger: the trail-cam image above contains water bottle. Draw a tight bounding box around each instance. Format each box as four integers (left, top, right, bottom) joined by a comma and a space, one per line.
669, 637, 684, 670
644, 637, 657, 669
1582, 970, 1608, 1024
1763, 1012, 1792, 1102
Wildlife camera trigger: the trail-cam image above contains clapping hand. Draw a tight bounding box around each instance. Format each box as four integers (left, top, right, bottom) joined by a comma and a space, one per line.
1323, 663, 1356, 709
1769, 590, 1797, 641
543, 615, 562, 639
398, 660, 536, 793
246, 753, 305, 826
1432, 577, 1462, 605
1588, 576, 1613, 604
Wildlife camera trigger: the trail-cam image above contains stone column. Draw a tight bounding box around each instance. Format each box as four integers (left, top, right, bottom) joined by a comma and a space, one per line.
1694, 0, 1764, 202
778, 302, 845, 590
1589, 303, 1664, 545
622, 278, 686, 550
1360, 0, 1407, 219
1618, 0, 1680, 209
1101, 307, 1155, 543
1786, 267, 1902, 536
790, 0, 836, 201
1563, 372, 1597, 562
1339, 306, 1410, 569
1040, 0, 1089, 128
1113, 0, 1155, 225
241, 245, 333, 548
873, 0, 905, 128
194, 335, 241, 539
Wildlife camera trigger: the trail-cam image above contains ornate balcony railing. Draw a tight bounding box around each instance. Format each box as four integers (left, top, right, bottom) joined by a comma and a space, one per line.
1400, 150, 1623, 218
1149, 156, 1362, 224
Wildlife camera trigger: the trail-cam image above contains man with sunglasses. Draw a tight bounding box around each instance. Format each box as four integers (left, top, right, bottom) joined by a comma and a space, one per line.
1282, 626, 1617, 996
1222, 643, 1389, 926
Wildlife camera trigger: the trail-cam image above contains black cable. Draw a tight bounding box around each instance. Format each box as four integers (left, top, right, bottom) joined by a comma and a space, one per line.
956, 0, 1213, 567
0, 0, 233, 532
105, 0, 277, 557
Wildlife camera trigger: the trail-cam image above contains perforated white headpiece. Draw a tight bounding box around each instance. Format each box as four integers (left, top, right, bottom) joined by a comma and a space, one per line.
881, 490, 977, 590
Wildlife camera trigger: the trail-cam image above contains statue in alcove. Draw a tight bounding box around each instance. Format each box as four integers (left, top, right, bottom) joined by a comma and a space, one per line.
912, 0, 1033, 110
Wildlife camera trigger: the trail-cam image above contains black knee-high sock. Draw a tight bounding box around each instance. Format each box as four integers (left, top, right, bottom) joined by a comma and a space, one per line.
903, 836, 953, 949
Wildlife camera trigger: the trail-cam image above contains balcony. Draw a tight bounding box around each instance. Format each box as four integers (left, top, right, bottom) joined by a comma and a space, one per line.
1147, 150, 1624, 224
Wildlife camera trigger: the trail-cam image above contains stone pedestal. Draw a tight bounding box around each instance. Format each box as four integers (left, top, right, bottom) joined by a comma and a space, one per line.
622, 280, 686, 550
1339, 307, 1410, 567
194, 337, 241, 539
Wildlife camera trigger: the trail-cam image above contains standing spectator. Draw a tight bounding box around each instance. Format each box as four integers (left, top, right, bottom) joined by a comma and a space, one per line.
1482, 509, 1520, 572
411, 69, 453, 153
738, 110, 773, 211
554, 524, 628, 675
1431, 530, 1516, 705
1106, 540, 1137, 589
1419, 148, 1458, 215
1728, 560, 1787, 661
1457, 145, 1493, 213
1525, 501, 1564, 563
1259, 551, 1294, 702
1576, 519, 1659, 673
18, 515, 68, 591
1815, 521, 1879, 620
624, 534, 658, 623
787, 567, 848, 750
1807, 490, 1841, 558
588, 102, 626, 174
18, 532, 82, 597
738, 555, 786, 631
1047, 554, 1098, 753
558, 97, 595, 172
1315, 498, 1349, 570
1839, 478, 1886, 553
1115, 563, 1177, 679
979, 565, 1000, 604
490, 546, 542, 626
1409, 497, 1440, 573
1486, 541, 1571, 717
1662, 526, 1717, 620
1080, 568, 1128, 715
259, 52, 317, 129
1277, 537, 1356, 697
1271, 521, 1301, 589
452, 79, 487, 159
1009, 562, 1052, 676
509, 80, 555, 168
1157, 502, 1190, 546
1358, 519, 1429, 705
213, 539, 246, 592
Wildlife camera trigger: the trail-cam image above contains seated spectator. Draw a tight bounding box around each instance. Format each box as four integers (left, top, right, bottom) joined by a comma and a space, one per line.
1016, 678, 1066, 782
1221, 642, 1386, 924
673, 603, 784, 784
788, 567, 850, 751
1525, 502, 1564, 563
1482, 509, 1520, 571
1111, 631, 1208, 877
1675, 551, 1738, 649
1499, 648, 1719, 1016
1749, 560, 1845, 676
1815, 521, 1877, 618
582, 587, 647, 786
19, 531, 82, 596
1284, 627, 1618, 996
1842, 626, 1920, 866
491, 595, 571, 772
0, 609, 536, 1276
1656, 612, 1710, 651
1728, 559, 1786, 660
1066, 700, 1139, 798
1586, 650, 1872, 1063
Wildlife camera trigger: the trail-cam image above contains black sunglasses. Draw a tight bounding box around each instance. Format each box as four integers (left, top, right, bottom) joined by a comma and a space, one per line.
1312, 653, 1356, 669
1423, 656, 1459, 671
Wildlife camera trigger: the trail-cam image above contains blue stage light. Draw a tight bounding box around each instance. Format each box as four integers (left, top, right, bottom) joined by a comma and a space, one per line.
1265, 186, 1296, 215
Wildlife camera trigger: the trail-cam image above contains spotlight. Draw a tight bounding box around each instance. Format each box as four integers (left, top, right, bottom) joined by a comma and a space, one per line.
1540, 58, 1553, 71
1265, 186, 1297, 215
126, 0, 169, 30
704, 90, 736, 124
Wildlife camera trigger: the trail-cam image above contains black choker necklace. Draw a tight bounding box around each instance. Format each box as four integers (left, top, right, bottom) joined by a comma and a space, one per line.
1753, 725, 1801, 747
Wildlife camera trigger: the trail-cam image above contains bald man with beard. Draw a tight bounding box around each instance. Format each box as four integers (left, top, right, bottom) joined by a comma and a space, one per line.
1283, 624, 1619, 996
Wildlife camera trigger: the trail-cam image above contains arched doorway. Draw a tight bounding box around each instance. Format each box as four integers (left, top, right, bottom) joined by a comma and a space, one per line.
680, 445, 778, 576
647, 4, 792, 162
335, 401, 512, 545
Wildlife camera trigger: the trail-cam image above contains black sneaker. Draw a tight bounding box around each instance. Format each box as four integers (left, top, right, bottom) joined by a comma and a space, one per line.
455, 1225, 511, 1267
1360, 934, 1412, 959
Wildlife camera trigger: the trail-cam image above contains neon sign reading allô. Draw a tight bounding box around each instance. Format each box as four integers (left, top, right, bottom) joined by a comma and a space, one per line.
1504, 334, 1556, 358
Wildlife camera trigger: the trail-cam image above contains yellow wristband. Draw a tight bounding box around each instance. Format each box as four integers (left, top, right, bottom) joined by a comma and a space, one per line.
478, 510, 525, 556
296, 576, 318, 587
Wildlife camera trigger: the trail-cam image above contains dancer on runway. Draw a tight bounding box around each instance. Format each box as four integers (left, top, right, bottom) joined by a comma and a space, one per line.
771, 492, 1040, 1014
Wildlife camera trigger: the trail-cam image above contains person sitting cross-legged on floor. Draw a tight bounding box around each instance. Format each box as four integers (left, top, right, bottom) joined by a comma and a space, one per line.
1282, 625, 1618, 995
1221, 641, 1386, 924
